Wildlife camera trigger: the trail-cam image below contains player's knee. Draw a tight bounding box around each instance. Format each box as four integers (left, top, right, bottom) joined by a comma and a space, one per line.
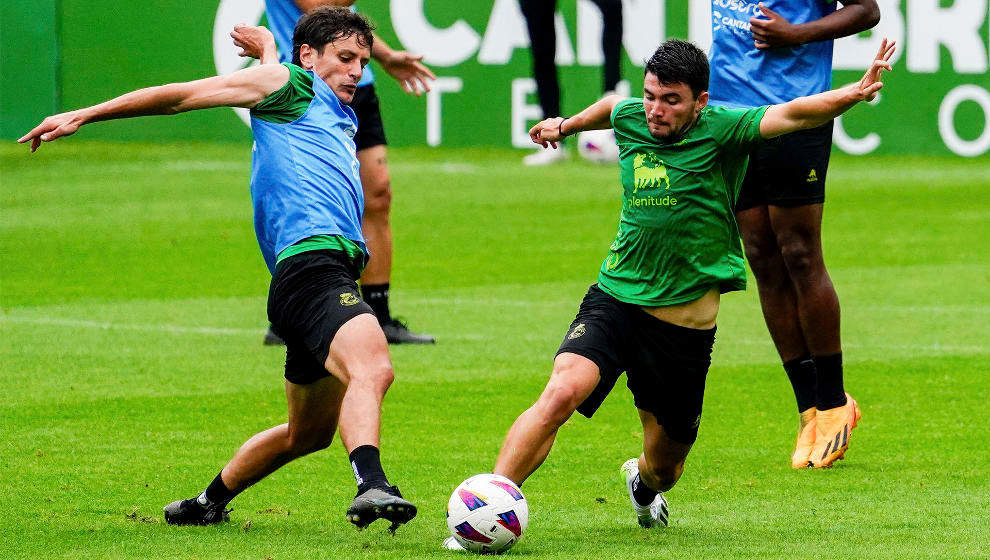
536, 380, 582, 427
339, 351, 394, 392
741, 235, 777, 272
364, 177, 392, 216
353, 362, 394, 392
778, 237, 821, 277
288, 427, 334, 456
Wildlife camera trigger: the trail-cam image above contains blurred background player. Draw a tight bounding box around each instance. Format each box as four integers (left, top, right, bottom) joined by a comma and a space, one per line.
259, 0, 436, 344
21, 7, 418, 532
519, 0, 623, 166
446, 38, 896, 548
708, 0, 880, 468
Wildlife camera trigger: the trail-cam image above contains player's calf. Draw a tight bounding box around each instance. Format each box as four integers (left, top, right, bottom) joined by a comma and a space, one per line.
621, 458, 669, 528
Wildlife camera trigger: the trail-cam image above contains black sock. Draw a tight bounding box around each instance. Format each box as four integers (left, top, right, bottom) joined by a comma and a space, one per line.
361, 283, 391, 324
349, 445, 389, 491
631, 473, 658, 506
783, 355, 817, 413
814, 353, 847, 410
199, 471, 238, 507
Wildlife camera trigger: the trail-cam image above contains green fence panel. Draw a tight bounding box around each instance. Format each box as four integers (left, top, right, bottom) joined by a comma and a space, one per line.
4, 1, 988, 156
56, 0, 252, 142
1, 0, 59, 140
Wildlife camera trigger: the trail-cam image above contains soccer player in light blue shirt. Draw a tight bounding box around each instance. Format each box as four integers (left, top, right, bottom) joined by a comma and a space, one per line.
256, 0, 437, 345
708, 0, 881, 469
21, 7, 419, 532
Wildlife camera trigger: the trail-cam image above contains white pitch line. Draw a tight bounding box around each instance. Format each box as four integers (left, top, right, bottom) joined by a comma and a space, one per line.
1, 315, 986, 354
405, 297, 990, 315
0, 316, 260, 336
726, 337, 989, 354
408, 297, 574, 308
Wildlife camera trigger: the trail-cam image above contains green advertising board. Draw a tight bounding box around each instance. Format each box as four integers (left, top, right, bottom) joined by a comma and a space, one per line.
2, 1, 988, 156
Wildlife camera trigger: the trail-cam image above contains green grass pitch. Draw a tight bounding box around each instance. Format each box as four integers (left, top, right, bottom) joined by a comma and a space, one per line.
1, 142, 988, 559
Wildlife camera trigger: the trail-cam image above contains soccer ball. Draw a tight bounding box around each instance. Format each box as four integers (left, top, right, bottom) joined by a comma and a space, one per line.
576, 129, 619, 164
446, 474, 529, 554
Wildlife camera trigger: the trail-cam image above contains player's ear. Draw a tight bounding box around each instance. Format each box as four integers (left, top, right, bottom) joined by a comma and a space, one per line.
299, 44, 315, 69
696, 90, 709, 113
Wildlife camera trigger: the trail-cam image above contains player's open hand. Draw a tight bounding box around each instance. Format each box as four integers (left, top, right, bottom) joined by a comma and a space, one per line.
854, 38, 895, 102
529, 117, 566, 149
381, 51, 436, 95
18, 111, 86, 153
231, 24, 277, 63
750, 3, 803, 49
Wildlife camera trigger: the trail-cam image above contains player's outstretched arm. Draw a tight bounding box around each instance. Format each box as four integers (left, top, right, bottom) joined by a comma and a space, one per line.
528, 95, 624, 149
18, 65, 289, 152
750, 0, 880, 49
231, 24, 279, 65
759, 39, 894, 139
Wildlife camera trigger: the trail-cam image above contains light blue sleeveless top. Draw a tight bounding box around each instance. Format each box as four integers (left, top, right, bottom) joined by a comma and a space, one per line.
249, 69, 367, 273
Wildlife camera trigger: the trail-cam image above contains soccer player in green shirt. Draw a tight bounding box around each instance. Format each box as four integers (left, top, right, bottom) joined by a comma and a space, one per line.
448, 38, 894, 544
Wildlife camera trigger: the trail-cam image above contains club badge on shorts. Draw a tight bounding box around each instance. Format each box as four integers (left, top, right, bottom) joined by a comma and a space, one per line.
340, 292, 360, 306
568, 323, 586, 339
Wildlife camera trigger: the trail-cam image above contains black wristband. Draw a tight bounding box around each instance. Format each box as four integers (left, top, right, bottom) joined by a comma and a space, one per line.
558, 117, 571, 138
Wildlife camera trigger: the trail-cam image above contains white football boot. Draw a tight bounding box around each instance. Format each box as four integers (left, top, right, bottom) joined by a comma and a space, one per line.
522, 146, 568, 166
442, 536, 466, 551
621, 458, 669, 528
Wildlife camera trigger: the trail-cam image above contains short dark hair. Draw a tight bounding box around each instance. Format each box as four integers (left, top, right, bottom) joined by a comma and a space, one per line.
292, 6, 375, 65
644, 39, 709, 98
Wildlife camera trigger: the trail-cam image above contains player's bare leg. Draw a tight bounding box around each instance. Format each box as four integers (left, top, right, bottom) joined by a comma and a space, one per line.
768, 204, 840, 354
737, 206, 812, 361
357, 145, 393, 287
493, 353, 600, 485
357, 145, 434, 344
737, 205, 819, 467
326, 313, 417, 531
164, 376, 345, 525
222, 377, 345, 491
621, 411, 691, 528
326, 314, 394, 449
768, 204, 858, 467
638, 413, 692, 493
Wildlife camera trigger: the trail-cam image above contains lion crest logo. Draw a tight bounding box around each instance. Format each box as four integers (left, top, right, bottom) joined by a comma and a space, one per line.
339, 292, 360, 306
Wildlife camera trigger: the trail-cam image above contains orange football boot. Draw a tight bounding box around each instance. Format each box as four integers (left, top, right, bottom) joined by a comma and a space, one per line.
810, 393, 861, 468
791, 407, 818, 469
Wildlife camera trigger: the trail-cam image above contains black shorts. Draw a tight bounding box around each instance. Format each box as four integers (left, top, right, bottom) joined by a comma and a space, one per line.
735, 120, 833, 211
267, 250, 374, 385
351, 84, 388, 151
556, 285, 716, 444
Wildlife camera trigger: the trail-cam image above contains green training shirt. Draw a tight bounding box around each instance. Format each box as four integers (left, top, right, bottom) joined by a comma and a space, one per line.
251, 63, 366, 271
597, 99, 769, 306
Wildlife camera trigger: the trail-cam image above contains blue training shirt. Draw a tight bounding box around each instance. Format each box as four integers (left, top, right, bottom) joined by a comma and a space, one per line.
250, 66, 367, 273
264, 0, 374, 87
708, 0, 836, 108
